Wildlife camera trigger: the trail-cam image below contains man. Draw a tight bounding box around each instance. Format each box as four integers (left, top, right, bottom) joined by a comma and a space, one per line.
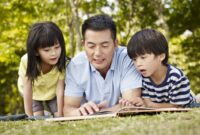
64, 14, 143, 116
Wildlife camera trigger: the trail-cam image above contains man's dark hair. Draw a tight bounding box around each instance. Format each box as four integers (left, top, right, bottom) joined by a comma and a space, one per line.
127, 29, 169, 65
82, 14, 117, 40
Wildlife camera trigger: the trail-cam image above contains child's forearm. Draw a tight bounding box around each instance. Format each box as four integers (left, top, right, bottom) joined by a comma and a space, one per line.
24, 95, 33, 116
144, 98, 181, 108
56, 80, 64, 117
23, 78, 33, 116
56, 94, 64, 117
23, 89, 33, 116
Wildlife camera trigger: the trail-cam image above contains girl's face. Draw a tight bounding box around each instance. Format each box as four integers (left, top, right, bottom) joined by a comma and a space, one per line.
38, 43, 61, 68
132, 53, 165, 77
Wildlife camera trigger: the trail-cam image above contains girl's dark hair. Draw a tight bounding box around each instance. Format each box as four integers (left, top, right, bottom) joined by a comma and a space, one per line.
26, 21, 66, 81
127, 29, 169, 65
82, 14, 117, 40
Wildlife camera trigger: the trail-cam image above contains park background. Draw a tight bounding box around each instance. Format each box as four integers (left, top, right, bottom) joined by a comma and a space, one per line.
0, 0, 199, 115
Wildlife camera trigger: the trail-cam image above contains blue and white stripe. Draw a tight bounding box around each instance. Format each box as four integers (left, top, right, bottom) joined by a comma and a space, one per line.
142, 64, 195, 106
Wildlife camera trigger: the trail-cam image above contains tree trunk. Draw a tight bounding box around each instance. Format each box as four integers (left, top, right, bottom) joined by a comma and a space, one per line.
69, 0, 82, 53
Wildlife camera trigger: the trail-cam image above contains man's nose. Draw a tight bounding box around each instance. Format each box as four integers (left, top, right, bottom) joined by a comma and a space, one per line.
94, 46, 102, 56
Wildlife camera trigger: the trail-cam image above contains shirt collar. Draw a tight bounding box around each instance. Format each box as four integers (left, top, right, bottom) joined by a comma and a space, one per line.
40, 66, 57, 75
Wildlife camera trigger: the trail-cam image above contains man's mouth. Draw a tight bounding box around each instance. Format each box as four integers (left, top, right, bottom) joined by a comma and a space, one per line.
94, 59, 104, 64
139, 69, 146, 74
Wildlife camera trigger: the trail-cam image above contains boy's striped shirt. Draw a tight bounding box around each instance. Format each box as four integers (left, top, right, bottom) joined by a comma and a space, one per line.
142, 64, 195, 106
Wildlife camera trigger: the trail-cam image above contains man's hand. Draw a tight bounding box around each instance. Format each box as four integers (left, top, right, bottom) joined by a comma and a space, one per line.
119, 97, 144, 107
77, 101, 107, 116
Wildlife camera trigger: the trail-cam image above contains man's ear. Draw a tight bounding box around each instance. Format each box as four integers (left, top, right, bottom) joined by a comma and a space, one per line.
81, 39, 85, 47
114, 39, 118, 48
159, 53, 166, 62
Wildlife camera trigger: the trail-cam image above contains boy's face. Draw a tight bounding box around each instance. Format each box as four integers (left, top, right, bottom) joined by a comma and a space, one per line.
132, 53, 165, 77
83, 29, 117, 76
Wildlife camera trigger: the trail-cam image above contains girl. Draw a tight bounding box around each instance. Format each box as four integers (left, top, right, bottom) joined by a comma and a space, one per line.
18, 21, 68, 117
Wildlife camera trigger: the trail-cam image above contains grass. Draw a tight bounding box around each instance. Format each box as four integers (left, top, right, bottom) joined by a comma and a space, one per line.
1, 109, 200, 135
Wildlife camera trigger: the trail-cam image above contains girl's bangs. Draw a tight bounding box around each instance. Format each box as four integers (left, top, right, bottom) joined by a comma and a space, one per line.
38, 31, 58, 48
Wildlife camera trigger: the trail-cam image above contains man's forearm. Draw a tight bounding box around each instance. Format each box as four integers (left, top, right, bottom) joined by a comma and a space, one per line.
100, 104, 121, 112
63, 105, 80, 117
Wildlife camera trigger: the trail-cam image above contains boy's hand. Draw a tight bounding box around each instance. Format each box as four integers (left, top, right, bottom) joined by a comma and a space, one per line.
119, 97, 144, 107
119, 98, 132, 106
130, 97, 145, 107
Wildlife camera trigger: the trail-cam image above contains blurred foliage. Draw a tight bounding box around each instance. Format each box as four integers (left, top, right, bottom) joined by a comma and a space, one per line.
165, 0, 200, 93
0, 0, 199, 115
181, 30, 200, 93
165, 0, 200, 36
114, 0, 161, 44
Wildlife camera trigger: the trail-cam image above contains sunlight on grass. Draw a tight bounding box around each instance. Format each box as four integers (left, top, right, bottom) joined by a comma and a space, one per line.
1, 109, 200, 135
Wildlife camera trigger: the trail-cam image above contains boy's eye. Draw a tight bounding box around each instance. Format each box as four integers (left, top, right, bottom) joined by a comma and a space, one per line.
141, 55, 147, 59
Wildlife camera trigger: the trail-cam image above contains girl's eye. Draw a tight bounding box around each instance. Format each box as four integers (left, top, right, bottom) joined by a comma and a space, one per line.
55, 46, 60, 49
43, 48, 50, 51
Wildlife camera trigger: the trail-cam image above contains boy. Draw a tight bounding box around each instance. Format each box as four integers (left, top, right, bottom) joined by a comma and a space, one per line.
125, 29, 198, 108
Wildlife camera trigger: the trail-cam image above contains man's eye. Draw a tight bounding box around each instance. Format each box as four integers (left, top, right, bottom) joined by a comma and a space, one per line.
102, 43, 109, 47
87, 44, 95, 48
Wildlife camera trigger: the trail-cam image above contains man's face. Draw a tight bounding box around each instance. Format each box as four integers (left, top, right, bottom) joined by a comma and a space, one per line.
83, 29, 117, 76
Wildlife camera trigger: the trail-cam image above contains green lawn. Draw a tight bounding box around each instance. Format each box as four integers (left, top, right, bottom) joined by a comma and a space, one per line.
1, 109, 200, 135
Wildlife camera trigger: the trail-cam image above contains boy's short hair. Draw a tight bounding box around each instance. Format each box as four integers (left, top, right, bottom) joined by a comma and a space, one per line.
127, 29, 169, 65
82, 14, 117, 40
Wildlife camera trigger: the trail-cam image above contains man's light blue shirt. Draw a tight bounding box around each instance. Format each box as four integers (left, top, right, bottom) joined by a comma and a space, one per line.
65, 46, 142, 107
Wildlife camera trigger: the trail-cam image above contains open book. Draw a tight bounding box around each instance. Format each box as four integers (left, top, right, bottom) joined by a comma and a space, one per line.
45, 106, 191, 121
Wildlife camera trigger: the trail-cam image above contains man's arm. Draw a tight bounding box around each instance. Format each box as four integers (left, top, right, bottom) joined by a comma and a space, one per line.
63, 89, 143, 116
63, 96, 82, 117
103, 88, 144, 112
63, 96, 107, 117
119, 88, 144, 107
143, 98, 181, 108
